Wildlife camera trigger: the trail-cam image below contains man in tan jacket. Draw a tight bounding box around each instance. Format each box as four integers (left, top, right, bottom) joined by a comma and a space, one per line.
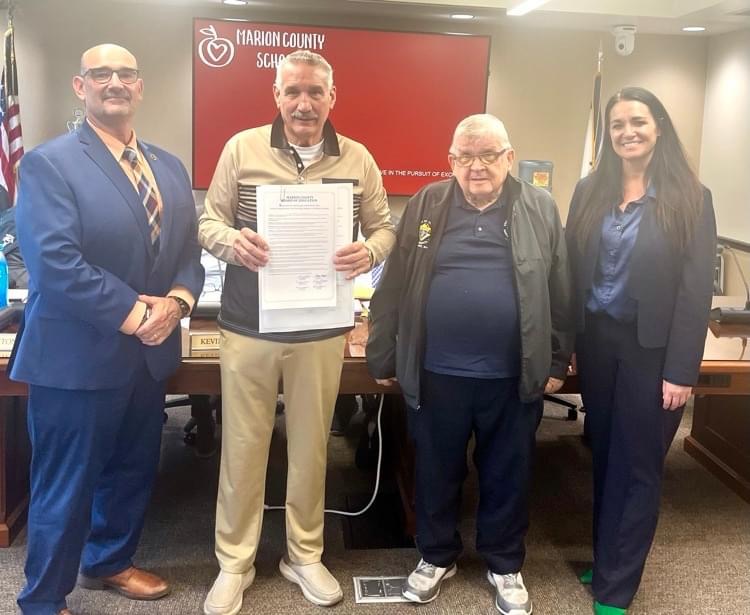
199, 50, 395, 614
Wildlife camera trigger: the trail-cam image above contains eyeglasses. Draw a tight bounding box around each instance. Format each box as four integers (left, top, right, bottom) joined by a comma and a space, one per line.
82, 67, 140, 84
449, 148, 509, 167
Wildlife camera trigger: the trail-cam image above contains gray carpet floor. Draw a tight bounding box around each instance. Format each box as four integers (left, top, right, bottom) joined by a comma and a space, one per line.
1, 397, 748, 615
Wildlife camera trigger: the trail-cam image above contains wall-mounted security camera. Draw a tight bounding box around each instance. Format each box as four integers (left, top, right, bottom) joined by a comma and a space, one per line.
613, 25, 637, 56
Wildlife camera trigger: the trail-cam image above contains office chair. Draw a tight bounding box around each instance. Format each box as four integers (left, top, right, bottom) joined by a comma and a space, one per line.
165, 394, 220, 457
543, 394, 579, 420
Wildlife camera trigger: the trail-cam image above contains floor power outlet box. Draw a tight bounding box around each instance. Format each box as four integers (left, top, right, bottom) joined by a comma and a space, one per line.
353, 576, 409, 604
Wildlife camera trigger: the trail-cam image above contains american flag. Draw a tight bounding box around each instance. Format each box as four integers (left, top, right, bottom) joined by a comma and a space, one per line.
0, 20, 23, 203
580, 45, 603, 178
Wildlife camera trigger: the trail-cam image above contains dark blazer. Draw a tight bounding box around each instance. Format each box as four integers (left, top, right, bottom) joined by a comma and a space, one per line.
566, 175, 716, 386
10, 121, 204, 389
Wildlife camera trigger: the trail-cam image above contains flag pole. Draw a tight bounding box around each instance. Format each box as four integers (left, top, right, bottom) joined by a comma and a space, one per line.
7, 0, 15, 30
1, 1, 24, 204
580, 44, 604, 178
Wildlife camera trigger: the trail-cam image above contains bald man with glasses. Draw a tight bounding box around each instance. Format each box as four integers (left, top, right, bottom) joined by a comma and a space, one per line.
11, 44, 203, 615
367, 114, 573, 615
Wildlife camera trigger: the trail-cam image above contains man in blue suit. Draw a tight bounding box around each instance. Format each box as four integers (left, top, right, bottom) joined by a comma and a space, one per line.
10, 44, 204, 615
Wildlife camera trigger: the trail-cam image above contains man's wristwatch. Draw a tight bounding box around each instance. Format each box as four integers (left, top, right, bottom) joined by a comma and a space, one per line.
137, 306, 151, 330
168, 295, 191, 318
366, 246, 375, 269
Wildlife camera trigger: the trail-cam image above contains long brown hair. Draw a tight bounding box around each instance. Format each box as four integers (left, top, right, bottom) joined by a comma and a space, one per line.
572, 87, 703, 251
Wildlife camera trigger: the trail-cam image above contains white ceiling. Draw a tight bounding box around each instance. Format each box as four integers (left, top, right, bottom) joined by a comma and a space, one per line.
117, 0, 750, 35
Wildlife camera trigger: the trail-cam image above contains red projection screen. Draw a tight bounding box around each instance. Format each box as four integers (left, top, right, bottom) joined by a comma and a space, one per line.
193, 18, 490, 194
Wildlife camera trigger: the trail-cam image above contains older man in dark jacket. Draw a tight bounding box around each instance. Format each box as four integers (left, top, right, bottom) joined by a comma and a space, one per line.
367, 114, 573, 615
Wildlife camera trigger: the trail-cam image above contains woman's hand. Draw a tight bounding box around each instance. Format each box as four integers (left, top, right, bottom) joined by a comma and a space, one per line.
662, 380, 692, 410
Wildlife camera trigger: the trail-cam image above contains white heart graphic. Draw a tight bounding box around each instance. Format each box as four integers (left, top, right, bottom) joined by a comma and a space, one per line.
207, 40, 229, 63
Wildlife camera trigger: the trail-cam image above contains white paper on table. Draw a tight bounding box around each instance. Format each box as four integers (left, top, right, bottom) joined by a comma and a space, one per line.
257, 184, 337, 310
198, 250, 225, 303
259, 183, 355, 333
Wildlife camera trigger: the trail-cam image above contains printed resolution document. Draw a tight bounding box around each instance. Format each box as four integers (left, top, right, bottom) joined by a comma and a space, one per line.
257, 183, 355, 333
257, 184, 337, 310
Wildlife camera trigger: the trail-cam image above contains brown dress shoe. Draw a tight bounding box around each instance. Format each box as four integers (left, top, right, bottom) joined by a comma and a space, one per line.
58, 610, 73, 615
78, 566, 171, 600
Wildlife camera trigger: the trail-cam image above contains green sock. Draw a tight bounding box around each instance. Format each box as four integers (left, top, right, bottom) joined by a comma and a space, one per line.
579, 568, 593, 584
593, 601, 627, 615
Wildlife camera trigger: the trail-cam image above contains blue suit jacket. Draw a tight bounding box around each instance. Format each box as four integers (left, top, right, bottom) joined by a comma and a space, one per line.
566, 175, 717, 386
10, 122, 204, 389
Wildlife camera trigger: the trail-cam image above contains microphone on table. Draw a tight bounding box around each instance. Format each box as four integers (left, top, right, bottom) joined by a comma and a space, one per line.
710, 245, 750, 324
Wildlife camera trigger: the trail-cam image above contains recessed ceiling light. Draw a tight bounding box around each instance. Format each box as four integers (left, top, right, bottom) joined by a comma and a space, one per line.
682, 26, 706, 32
450, 14, 475, 20
223, 0, 248, 6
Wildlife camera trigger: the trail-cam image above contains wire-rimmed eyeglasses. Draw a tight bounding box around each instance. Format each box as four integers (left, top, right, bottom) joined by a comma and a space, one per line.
449, 148, 509, 167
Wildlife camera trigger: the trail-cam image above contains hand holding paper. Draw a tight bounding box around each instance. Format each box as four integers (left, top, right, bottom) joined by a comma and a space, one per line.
334, 241, 371, 280
233, 227, 269, 271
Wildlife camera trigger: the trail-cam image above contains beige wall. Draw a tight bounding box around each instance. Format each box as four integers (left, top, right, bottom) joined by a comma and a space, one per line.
723, 247, 750, 299
700, 29, 750, 244
3, 0, 710, 223
487, 26, 707, 220
701, 28, 750, 297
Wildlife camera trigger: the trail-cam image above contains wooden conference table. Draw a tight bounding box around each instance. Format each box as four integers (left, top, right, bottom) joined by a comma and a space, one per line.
1, 302, 748, 546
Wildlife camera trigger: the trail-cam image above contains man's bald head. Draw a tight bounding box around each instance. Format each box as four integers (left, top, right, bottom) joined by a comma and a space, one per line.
80, 44, 138, 74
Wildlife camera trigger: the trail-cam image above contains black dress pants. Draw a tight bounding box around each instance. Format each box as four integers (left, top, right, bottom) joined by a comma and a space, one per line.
577, 312, 684, 609
409, 370, 543, 574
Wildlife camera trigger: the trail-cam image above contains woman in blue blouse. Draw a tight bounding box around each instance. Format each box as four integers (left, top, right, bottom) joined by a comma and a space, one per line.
566, 87, 716, 615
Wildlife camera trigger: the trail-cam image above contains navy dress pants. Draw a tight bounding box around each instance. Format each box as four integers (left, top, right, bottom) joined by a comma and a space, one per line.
17, 361, 166, 615
577, 312, 683, 609
410, 370, 543, 574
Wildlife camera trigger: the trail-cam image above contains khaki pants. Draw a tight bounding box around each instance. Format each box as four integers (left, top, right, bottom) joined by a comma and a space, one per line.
214, 329, 346, 572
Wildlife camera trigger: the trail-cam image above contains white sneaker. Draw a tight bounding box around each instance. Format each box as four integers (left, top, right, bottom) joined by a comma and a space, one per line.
279, 557, 343, 606
203, 568, 256, 615
402, 558, 458, 603
487, 570, 533, 615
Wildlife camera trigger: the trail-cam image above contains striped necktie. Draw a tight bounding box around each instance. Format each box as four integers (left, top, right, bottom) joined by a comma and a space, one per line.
122, 146, 161, 245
